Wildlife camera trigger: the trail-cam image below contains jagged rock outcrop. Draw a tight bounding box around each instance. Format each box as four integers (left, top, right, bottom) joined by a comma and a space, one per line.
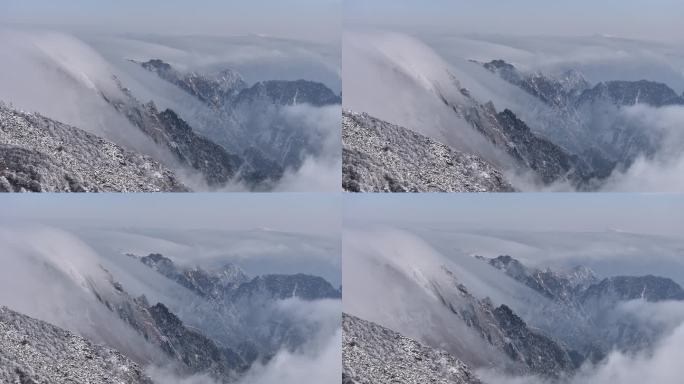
148, 303, 246, 380
480, 255, 684, 359
90, 268, 248, 382
136, 59, 339, 175
234, 274, 342, 300
138, 59, 341, 109
136, 252, 340, 301
481, 59, 682, 177
103, 80, 278, 189
576, 80, 684, 107
0, 306, 153, 384
580, 275, 684, 304
138, 253, 249, 300
492, 108, 592, 184
138, 59, 247, 108
0, 103, 187, 192
343, 313, 482, 384
433, 267, 576, 377
343, 110, 514, 192
235, 80, 341, 107
129, 252, 341, 365
483, 59, 591, 109
436, 72, 594, 186
482, 255, 598, 303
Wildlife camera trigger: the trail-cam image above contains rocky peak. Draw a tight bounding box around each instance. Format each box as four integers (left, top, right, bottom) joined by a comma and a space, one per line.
577, 80, 684, 107
434, 266, 576, 377
138, 59, 247, 108
581, 275, 684, 303
482, 255, 597, 303
558, 69, 591, 94
140, 58, 172, 72
138, 253, 248, 300
236, 80, 341, 107
136, 253, 338, 302
482, 60, 590, 108
233, 274, 342, 301
211, 263, 250, 287
483, 59, 524, 85
558, 265, 598, 288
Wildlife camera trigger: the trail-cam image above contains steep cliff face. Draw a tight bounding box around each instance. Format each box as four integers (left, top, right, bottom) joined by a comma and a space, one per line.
480, 255, 684, 358
481, 59, 682, 176
136, 59, 340, 176
434, 71, 594, 187
432, 267, 576, 378
104, 80, 279, 189
136, 252, 340, 301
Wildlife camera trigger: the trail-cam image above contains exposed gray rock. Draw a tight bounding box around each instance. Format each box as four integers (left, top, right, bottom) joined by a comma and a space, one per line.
148, 303, 246, 381
581, 275, 684, 304
482, 255, 598, 304
136, 59, 340, 175
234, 274, 342, 301
136, 252, 341, 302
0, 103, 187, 192
343, 313, 482, 384
483, 60, 591, 109
481, 60, 682, 178
343, 110, 513, 192
480, 255, 684, 361
138, 59, 247, 108
139, 253, 250, 300
577, 80, 684, 107
0, 306, 153, 384
131, 252, 340, 364
433, 267, 576, 377
90, 269, 248, 382
103, 79, 279, 189
425, 69, 595, 186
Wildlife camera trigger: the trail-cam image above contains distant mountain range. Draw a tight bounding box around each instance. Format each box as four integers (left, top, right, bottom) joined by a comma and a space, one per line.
1, 56, 340, 192
344, 56, 683, 191
344, 252, 684, 382
0, 250, 339, 383
480, 59, 683, 178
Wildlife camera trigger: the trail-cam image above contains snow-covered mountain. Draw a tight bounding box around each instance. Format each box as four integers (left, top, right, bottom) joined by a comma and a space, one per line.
0, 306, 153, 384
136, 58, 341, 176
343, 32, 596, 190
343, 313, 482, 384
0, 30, 340, 191
0, 225, 341, 383
480, 59, 684, 178
344, 31, 684, 191
343, 227, 684, 382
0, 103, 186, 192
479, 254, 684, 360
342, 110, 513, 192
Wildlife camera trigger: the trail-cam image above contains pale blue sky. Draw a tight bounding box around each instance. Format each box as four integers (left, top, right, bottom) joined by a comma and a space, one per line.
0, 0, 340, 42
0, 193, 341, 236
345, 0, 684, 42
344, 193, 684, 237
